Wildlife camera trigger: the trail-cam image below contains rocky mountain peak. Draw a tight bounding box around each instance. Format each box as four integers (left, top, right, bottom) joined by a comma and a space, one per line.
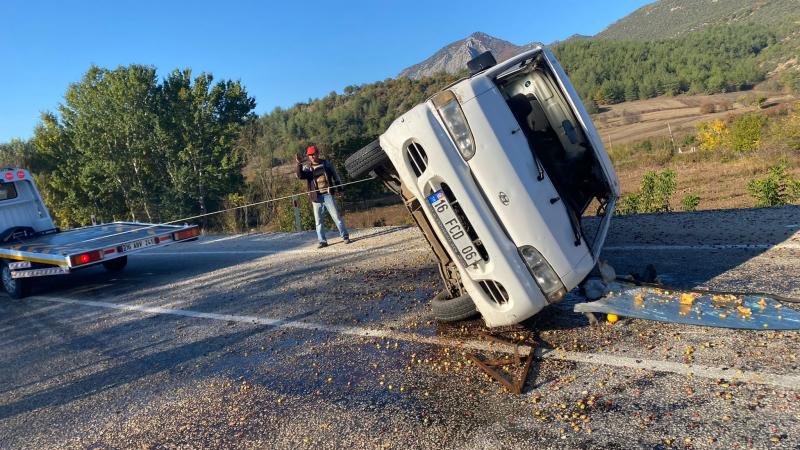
398, 32, 535, 80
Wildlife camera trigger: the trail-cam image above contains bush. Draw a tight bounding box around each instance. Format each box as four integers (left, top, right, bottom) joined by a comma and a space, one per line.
682, 194, 701, 212
617, 169, 677, 215
276, 194, 318, 232
779, 71, 800, 94
747, 161, 800, 207
729, 113, 767, 153
221, 193, 247, 233
699, 103, 715, 114
696, 119, 730, 152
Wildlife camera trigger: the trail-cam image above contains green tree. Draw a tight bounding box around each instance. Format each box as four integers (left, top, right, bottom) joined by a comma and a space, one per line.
729, 113, 767, 153
747, 161, 800, 207
31, 65, 255, 227
157, 70, 256, 223
618, 169, 677, 214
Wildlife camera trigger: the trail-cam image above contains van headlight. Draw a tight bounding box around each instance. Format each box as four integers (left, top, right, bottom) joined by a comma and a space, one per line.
432, 90, 476, 160
518, 245, 567, 303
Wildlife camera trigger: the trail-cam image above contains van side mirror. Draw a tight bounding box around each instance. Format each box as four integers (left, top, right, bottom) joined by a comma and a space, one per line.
467, 51, 497, 75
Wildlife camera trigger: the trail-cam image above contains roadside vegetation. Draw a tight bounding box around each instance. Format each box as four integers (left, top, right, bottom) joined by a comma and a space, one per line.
611, 102, 800, 214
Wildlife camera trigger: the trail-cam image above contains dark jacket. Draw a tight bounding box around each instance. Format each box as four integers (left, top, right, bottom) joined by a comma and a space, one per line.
296, 159, 343, 203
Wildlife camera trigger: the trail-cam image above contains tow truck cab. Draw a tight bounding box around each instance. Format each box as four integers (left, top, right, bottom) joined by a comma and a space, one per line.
0, 168, 55, 238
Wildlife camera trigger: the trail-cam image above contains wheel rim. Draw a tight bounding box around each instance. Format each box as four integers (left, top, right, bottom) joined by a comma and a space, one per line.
2, 265, 16, 293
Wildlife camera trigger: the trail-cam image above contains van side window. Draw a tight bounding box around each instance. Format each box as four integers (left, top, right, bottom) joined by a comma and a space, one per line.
0, 183, 18, 201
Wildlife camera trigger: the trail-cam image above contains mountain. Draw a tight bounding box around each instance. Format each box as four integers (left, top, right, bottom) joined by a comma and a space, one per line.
597, 0, 800, 41
397, 2, 800, 82
398, 32, 538, 80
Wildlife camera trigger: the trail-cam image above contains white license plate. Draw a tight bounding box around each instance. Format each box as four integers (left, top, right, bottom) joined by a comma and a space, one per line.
121, 237, 157, 252
427, 190, 482, 265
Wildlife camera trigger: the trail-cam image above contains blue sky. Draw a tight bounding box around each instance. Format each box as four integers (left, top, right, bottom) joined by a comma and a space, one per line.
0, 0, 653, 142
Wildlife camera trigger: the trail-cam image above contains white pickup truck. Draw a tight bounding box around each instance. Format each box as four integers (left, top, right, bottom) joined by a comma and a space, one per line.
0, 168, 200, 298
346, 47, 620, 327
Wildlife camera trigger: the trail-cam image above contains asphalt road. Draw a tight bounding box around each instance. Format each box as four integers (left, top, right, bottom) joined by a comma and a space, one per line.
1, 206, 799, 449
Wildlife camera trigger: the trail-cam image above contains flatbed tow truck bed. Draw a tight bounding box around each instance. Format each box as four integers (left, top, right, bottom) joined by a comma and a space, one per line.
0, 222, 199, 271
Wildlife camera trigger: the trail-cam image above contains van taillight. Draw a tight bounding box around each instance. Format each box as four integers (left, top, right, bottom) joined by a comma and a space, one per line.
70, 250, 102, 266
173, 227, 199, 241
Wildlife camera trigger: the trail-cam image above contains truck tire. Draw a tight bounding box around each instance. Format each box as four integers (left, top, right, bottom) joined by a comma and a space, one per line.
431, 291, 478, 322
103, 256, 128, 273
345, 139, 389, 179
2, 261, 30, 299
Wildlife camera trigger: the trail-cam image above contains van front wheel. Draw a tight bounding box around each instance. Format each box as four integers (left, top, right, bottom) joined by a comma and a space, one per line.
2, 262, 30, 299
431, 291, 478, 322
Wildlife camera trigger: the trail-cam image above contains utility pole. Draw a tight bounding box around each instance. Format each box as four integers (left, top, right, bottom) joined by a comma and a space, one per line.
292, 195, 302, 232
667, 122, 676, 153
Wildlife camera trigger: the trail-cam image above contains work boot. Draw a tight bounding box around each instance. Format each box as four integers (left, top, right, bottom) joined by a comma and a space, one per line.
317, 242, 328, 249
343, 237, 351, 244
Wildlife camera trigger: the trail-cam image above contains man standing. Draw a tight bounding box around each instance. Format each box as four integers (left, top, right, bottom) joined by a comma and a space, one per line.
295, 145, 350, 248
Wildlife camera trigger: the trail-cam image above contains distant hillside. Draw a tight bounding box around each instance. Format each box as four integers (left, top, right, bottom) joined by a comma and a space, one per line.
398, 32, 537, 80
597, 0, 800, 41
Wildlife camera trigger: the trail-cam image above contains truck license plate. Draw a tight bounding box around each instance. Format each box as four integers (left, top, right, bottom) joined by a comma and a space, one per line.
427, 190, 482, 265
121, 237, 157, 252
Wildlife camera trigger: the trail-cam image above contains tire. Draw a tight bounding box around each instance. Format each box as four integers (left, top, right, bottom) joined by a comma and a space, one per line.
345, 139, 389, 179
431, 291, 478, 322
2, 261, 30, 299
103, 256, 128, 273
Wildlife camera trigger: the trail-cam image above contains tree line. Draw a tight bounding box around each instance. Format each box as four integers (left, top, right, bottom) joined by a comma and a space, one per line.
552, 24, 776, 108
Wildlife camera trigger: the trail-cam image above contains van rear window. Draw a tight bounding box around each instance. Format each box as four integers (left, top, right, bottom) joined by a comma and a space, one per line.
0, 182, 18, 201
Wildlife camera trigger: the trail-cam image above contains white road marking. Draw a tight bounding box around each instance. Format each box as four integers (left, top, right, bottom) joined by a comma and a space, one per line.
200, 234, 251, 245
605, 243, 800, 251
142, 247, 429, 257
33, 295, 800, 390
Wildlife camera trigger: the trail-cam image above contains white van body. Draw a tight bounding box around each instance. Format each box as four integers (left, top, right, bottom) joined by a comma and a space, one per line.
377, 47, 619, 326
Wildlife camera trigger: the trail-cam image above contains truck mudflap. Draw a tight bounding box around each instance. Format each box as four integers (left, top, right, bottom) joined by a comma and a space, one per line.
574, 282, 800, 330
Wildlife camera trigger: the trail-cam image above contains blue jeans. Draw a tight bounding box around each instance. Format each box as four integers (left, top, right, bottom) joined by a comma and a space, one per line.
312, 194, 348, 243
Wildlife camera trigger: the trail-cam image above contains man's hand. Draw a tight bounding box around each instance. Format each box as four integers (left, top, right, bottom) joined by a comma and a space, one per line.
295, 154, 302, 164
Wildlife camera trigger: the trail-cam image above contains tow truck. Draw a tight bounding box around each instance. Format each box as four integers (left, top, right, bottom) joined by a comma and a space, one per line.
0, 168, 200, 299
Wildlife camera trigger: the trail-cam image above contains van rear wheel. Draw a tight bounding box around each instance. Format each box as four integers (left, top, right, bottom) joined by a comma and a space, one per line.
103, 256, 128, 273
2, 262, 30, 299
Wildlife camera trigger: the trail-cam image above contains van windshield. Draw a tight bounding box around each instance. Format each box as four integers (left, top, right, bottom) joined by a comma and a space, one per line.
494, 54, 612, 246
0, 183, 18, 201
